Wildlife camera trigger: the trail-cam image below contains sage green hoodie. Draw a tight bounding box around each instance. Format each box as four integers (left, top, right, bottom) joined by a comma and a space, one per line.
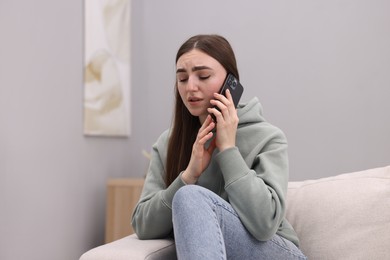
131, 97, 299, 246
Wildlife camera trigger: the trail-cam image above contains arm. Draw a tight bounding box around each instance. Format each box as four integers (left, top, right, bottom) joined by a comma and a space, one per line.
131, 131, 186, 239
210, 91, 288, 241
216, 129, 289, 241
132, 114, 218, 238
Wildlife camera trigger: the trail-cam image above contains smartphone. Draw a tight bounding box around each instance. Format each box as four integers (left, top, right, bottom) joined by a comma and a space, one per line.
211, 73, 244, 122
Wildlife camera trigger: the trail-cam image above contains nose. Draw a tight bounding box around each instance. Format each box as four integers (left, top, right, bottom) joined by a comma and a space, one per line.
186, 76, 199, 91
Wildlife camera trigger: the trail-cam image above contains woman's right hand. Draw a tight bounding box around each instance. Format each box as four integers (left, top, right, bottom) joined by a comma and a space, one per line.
181, 115, 216, 184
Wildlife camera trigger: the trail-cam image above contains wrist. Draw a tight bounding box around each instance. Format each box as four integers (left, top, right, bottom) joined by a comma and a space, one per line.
218, 144, 235, 152
181, 170, 198, 185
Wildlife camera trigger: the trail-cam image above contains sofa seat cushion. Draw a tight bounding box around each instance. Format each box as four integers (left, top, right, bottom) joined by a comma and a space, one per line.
286, 165, 390, 260
80, 234, 176, 260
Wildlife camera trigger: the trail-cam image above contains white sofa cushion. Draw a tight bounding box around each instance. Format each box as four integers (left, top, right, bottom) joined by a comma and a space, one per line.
286, 165, 390, 260
80, 234, 176, 260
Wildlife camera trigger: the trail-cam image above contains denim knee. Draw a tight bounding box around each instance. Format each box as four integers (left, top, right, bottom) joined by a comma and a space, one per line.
172, 185, 215, 213
173, 185, 201, 207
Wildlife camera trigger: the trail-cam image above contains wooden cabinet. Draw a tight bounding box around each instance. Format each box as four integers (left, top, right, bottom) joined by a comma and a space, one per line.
105, 178, 145, 243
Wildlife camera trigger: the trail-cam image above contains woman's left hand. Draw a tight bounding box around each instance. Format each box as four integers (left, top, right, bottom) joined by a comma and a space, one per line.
207, 89, 239, 152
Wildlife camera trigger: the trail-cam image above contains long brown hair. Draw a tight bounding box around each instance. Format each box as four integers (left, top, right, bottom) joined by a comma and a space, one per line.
165, 34, 239, 186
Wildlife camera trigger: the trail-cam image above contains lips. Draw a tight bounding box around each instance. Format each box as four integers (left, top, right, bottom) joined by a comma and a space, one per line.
188, 96, 203, 102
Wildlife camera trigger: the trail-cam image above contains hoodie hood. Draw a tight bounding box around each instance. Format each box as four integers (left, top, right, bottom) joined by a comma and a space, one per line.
237, 97, 265, 125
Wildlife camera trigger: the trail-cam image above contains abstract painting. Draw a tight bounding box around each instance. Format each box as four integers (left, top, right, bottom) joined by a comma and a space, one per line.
84, 0, 131, 136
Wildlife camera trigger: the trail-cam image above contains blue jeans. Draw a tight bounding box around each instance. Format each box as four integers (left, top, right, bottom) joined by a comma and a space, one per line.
172, 185, 307, 260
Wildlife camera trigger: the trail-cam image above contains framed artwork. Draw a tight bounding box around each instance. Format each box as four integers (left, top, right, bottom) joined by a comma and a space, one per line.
83, 0, 131, 136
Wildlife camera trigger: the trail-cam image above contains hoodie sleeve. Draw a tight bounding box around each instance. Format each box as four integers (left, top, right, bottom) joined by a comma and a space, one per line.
215, 126, 289, 241
131, 130, 186, 239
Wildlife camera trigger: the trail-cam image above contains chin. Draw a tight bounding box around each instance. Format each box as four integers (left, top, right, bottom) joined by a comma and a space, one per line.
184, 106, 199, 115
188, 111, 200, 117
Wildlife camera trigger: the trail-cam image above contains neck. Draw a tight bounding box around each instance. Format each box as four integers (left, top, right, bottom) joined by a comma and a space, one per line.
199, 115, 207, 125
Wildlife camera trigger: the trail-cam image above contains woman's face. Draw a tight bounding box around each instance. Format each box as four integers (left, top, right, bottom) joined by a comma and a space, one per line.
176, 49, 227, 123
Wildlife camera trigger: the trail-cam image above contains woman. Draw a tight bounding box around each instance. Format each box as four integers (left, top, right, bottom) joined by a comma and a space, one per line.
132, 34, 306, 259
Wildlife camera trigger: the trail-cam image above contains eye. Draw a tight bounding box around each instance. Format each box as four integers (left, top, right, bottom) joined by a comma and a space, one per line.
178, 77, 188, 83
177, 73, 188, 83
199, 75, 210, 80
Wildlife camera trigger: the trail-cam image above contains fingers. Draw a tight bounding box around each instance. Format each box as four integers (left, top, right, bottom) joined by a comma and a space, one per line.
213, 90, 232, 105
199, 115, 214, 133
208, 89, 236, 122
200, 114, 214, 129
215, 90, 234, 110
196, 116, 215, 145
207, 137, 217, 154
224, 88, 234, 102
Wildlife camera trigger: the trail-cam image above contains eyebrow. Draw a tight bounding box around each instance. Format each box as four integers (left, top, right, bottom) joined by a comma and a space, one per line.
176, 66, 212, 73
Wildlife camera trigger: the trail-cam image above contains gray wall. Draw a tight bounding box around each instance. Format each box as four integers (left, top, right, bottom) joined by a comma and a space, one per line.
0, 0, 389, 259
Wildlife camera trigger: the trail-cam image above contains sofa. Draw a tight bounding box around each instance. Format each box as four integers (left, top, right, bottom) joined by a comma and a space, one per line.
80, 165, 390, 260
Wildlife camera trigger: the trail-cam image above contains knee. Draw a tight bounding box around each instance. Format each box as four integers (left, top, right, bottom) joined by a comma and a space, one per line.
173, 185, 199, 204
172, 185, 206, 210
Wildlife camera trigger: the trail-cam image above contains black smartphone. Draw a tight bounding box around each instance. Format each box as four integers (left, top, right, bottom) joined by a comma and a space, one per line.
211, 73, 244, 122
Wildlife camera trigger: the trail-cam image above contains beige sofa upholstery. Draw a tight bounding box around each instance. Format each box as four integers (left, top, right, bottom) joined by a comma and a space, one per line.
80, 165, 390, 260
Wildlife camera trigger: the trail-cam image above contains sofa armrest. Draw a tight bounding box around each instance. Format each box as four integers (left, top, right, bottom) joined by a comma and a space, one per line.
80, 234, 176, 260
